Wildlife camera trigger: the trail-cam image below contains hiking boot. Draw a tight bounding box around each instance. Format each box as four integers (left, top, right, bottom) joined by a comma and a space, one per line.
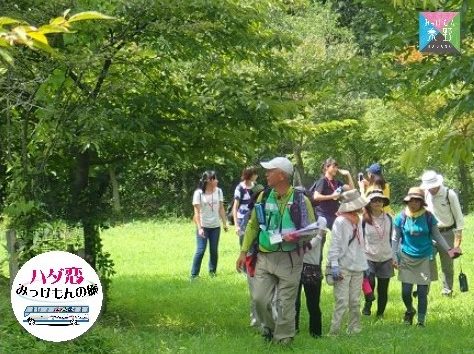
209, 272, 217, 278
262, 327, 273, 342
277, 337, 293, 346
403, 309, 416, 325
190, 275, 199, 282
416, 322, 425, 327
362, 302, 372, 316
441, 288, 453, 297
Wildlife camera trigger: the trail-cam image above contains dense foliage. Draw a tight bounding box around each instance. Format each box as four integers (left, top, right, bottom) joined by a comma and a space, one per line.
1, 0, 474, 290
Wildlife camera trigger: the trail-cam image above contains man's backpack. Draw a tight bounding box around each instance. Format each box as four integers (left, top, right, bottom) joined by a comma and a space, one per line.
226, 184, 247, 226
226, 203, 234, 225
294, 185, 318, 222
241, 188, 271, 232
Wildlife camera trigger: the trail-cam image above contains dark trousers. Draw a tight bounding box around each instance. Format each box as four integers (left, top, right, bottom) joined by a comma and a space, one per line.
365, 277, 390, 315
295, 278, 323, 337
190, 227, 220, 277
402, 283, 428, 323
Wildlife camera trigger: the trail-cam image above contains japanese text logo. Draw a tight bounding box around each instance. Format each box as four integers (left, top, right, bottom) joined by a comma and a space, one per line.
11, 251, 103, 342
419, 12, 460, 55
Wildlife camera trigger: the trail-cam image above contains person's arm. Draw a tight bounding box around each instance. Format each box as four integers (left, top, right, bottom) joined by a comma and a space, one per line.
313, 190, 341, 201
391, 226, 402, 268
218, 202, 228, 232
193, 204, 204, 237
232, 199, 240, 234
328, 219, 347, 267
313, 179, 341, 201
218, 189, 228, 232
431, 225, 461, 257
449, 190, 464, 247
338, 169, 354, 190
359, 179, 368, 195
236, 208, 259, 272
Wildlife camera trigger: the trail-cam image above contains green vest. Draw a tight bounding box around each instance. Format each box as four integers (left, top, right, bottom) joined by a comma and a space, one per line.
259, 189, 297, 252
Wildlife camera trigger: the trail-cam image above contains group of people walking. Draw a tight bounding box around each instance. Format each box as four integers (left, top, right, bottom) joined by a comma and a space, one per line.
190, 157, 464, 345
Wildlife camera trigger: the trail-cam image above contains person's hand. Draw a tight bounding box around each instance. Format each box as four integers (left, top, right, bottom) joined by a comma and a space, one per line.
448, 247, 462, 259
338, 169, 350, 176
235, 225, 240, 235
331, 266, 342, 280
223, 225, 229, 232
283, 232, 298, 243
331, 191, 342, 200
236, 253, 246, 273
392, 259, 399, 269
198, 227, 205, 238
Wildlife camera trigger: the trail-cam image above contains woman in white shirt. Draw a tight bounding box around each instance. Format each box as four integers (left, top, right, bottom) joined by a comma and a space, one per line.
361, 190, 394, 318
191, 171, 228, 279
327, 190, 368, 335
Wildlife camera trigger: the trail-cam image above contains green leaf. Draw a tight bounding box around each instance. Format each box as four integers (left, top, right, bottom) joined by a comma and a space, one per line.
0, 47, 13, 64
0, 17, 25, 27
38, 24, 73, 34
68, 11, 115, 23
30, 38, 60, 57
50, 16, 66, 26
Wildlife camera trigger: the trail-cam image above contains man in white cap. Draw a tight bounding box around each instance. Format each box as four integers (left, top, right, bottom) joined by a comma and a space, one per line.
236, 156, 317, 345
420, 170, 464, 296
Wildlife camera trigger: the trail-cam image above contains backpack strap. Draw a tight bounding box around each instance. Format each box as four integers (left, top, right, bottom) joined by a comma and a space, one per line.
445, 188, 457, 228
401, 210, 433, 236
348, 223, 358, 246
387, 213, 393, 245
425, 210, 433, 232
239, 184, 246, 201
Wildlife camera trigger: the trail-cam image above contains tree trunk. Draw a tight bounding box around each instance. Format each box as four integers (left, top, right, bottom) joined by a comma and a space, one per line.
83, 221, 98, 270
109, 166, 121, 214
71, 150, 97, 269
458, 161, 471, 214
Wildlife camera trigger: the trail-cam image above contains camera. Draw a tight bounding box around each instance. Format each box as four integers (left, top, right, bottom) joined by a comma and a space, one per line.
358, 172, 364, 182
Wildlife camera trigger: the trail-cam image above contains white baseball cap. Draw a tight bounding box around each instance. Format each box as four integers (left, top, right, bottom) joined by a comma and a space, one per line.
260, 157, 294, 176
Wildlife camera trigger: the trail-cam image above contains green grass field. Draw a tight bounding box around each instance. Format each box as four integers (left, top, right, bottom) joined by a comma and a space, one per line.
1, 216, 474, 353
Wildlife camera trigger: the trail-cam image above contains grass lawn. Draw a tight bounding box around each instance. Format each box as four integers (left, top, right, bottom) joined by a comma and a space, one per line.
1, 215, 474, 353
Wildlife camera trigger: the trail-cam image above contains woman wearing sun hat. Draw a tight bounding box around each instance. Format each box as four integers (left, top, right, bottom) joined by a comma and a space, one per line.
327, 189, 369, 335
361, 190, 394, 318
392, 187, 461, 327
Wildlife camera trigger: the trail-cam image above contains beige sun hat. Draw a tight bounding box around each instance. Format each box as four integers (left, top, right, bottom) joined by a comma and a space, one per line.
366, 189, 390, 207
338, 189, 368, 213
403, 187, 427, 206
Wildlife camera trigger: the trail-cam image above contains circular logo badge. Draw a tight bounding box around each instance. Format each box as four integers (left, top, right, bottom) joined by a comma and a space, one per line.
10, 251, 103, 342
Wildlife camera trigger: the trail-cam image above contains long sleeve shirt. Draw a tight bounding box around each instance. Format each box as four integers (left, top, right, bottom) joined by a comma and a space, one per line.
424, 185, 464, 232
328, 216, 368, 272
303, 216, 327, 265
